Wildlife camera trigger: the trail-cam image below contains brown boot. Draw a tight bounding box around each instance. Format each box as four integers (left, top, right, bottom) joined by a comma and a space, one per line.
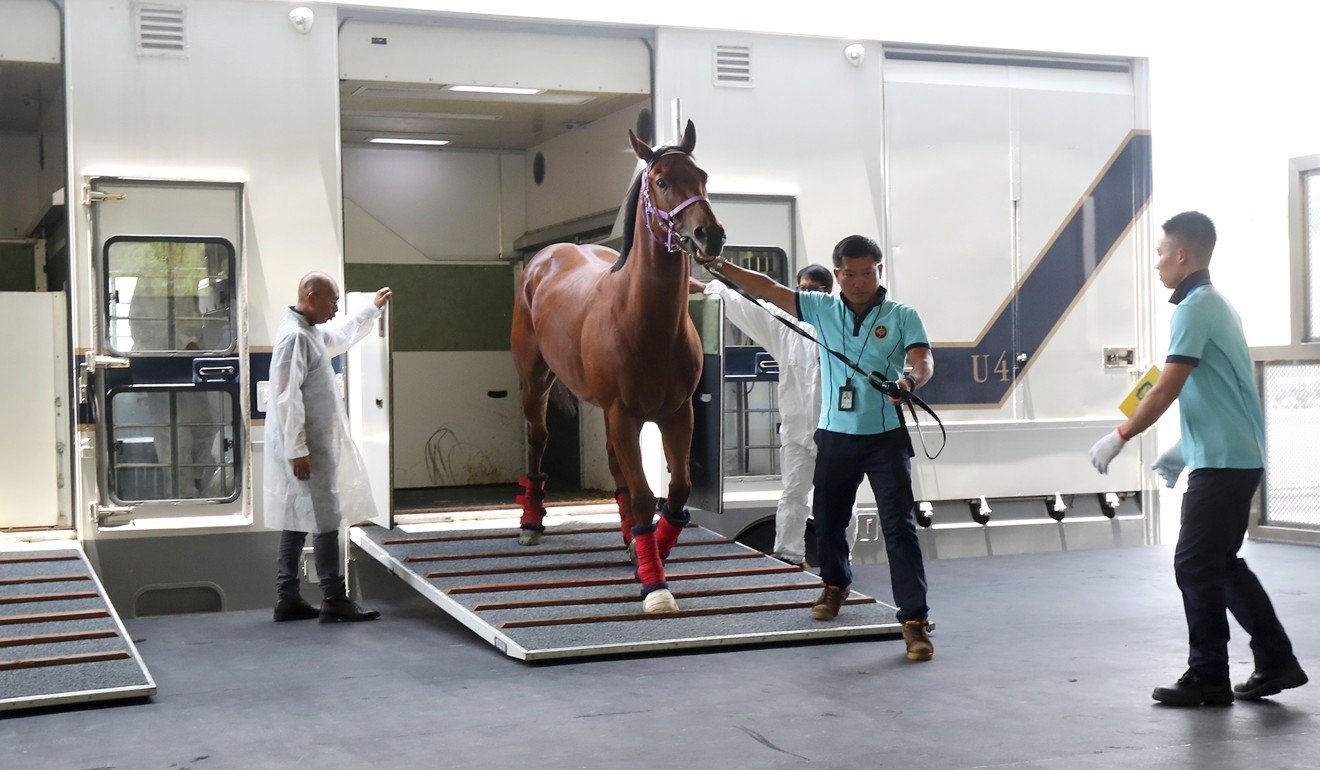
902, 619, 934, 661
811, 585, 850, 620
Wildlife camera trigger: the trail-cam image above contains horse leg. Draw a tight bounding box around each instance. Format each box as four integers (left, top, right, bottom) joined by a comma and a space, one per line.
604, 426, 632, 546
655, 402, 694, 561
512, 310, 552, 546
606, 409, 677, 613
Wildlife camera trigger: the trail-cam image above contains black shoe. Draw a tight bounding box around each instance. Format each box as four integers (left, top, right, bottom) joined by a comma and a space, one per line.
273, 597, 320, 622
1234, 661, 1308, 701
319, 597, 381, 623
1152, 668, 1234, 706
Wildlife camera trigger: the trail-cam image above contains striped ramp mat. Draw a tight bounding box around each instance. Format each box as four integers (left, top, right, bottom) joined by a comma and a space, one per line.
350, 521, 901, 661
0, 545, 155, 711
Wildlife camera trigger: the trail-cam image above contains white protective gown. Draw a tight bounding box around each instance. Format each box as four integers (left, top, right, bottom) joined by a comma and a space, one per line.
264, 304, 381, 533
705, 281, 857, 563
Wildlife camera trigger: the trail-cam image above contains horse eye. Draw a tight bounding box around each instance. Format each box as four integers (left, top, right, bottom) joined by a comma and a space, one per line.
656, 178, 668, 190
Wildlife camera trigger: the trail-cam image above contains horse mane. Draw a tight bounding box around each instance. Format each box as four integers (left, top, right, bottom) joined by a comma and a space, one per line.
610, 172, 643, 273
610, 144, 688, 273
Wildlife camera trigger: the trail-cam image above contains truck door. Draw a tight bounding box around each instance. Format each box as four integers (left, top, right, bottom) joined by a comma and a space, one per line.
345, 292, 392, 528
86, 179, 246, 527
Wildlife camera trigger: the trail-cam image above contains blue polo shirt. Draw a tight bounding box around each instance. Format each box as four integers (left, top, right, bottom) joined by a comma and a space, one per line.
797, 287, 930, 435
1165, 270, 1265, 471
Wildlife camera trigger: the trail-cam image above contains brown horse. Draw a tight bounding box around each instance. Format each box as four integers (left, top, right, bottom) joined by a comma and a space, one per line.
510, 120, 725, 613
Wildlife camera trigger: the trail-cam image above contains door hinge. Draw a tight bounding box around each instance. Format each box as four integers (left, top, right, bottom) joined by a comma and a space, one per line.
83, 186, 126, 206
91, 501, 135, 527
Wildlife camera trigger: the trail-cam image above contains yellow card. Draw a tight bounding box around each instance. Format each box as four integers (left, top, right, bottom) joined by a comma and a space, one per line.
1119, 365, 1161, 417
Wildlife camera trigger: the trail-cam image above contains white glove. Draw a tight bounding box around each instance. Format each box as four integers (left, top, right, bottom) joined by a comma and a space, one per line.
1151, 441, 1185, 489
1089, 429, 1128, 474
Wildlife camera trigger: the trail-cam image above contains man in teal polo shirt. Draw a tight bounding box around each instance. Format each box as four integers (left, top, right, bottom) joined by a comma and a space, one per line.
1090, 211, 1306, 706
698, 235, 937, 662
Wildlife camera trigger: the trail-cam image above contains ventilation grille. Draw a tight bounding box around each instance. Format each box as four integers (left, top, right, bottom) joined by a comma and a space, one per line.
713, 44, 752, 88
135, 4, 186, 56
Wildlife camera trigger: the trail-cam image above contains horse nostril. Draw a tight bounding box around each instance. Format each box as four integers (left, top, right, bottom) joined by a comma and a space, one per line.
694, 225, 706, 242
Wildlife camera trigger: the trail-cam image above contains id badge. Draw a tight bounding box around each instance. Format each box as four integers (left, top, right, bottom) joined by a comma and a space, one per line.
838, 384, 856, 412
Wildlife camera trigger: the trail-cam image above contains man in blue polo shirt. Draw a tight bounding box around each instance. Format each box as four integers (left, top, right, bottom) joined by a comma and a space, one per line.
1090, 211, 1306, 706
698, 235, 937, 662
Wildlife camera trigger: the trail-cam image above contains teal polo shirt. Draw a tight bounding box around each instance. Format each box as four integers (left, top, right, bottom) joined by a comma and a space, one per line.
1165, 270, 1265, 471
797, 287, 930, 435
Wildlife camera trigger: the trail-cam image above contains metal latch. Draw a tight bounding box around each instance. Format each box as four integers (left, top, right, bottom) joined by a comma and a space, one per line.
1103, 346, 1136, 368
83, 187, 126, 206
92, 502, 134, 527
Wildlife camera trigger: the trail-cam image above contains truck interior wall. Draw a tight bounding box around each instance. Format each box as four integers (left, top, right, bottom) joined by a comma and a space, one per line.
523, 103, 650, 234
343, 146, 521, 488
0, 134, 44, 237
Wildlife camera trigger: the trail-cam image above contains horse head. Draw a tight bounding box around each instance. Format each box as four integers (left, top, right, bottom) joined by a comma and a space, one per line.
627, 120, 726, 261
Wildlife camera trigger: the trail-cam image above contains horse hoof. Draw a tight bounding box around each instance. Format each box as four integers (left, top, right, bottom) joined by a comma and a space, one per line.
642, 589, 678, 614
518, 529, 542, 546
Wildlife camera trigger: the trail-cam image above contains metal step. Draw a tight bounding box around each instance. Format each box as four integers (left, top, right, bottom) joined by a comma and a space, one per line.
351, 520, 901, 661
0, 544, 156, 711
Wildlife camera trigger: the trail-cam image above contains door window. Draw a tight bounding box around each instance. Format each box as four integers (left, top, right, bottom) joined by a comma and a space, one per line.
107, 388, 238, 503
105, 238, 235, 355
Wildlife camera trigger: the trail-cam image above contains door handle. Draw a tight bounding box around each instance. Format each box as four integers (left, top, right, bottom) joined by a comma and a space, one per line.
198, 366, 237, 377
91, 355, 130, 369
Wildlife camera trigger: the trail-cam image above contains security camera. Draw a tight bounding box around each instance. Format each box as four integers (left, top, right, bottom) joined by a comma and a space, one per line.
844, 43, 865, 68
289, 7, 314, 34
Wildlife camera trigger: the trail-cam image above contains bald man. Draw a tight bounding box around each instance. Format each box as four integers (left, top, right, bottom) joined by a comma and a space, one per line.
265, 272, 391, 623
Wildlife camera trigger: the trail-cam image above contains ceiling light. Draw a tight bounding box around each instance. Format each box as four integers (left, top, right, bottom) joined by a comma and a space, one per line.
445, 85, 543, 95
368, 137, 451, 146
351, 84, 595, 106
342, 109, 501, 122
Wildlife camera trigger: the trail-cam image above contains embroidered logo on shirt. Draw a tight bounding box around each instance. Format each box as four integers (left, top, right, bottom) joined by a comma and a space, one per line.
875, 325, 888, 339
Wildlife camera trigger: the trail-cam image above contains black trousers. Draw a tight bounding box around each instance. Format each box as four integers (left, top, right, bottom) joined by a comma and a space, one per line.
812, 428, 929, 623
1175, 468, 1296, 681
275, 529, 345, 601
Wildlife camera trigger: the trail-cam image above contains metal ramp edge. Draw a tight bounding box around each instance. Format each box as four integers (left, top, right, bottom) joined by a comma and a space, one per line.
350, 521, 902, 662
0, 541, 156, 712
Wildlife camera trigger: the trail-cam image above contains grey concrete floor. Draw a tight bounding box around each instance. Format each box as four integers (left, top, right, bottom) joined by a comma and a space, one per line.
2, 541, 1317, 769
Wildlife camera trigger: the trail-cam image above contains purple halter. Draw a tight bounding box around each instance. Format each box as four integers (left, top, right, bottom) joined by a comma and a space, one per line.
640, 168, 709, 256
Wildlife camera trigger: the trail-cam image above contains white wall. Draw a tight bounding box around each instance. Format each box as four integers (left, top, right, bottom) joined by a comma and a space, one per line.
655, 29, 886, 273
524, 103, 647, 233
344, 146, 523, 261
64, 0, 344, 532
65, 0, 343, 351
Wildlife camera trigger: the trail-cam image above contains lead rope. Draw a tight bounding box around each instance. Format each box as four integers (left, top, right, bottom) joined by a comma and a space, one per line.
702, 265, 946, 460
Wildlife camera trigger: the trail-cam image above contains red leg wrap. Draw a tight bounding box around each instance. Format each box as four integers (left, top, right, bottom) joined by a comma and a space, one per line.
631, 528, 666, 591
655, 502, 690, 561
516, 475, 547, 531
615, 490, 632, 545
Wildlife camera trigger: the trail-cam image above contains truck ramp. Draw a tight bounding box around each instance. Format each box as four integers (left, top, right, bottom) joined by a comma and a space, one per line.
0, 543, 156, 711
351, 520, 901, 661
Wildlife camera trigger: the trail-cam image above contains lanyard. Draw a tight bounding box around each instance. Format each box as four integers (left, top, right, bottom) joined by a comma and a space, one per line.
839, 301, 881, 384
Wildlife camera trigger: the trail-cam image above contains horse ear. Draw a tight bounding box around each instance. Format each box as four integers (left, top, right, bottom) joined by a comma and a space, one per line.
679, 120, 696, 154
628, 129, 654, 162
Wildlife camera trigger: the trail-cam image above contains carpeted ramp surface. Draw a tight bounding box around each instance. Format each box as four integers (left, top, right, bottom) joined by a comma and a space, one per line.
0, 548, 155, 711
352, 522, 901, 660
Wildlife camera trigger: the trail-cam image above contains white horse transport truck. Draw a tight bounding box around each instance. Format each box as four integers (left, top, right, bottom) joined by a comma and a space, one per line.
1, 0, 1157, 702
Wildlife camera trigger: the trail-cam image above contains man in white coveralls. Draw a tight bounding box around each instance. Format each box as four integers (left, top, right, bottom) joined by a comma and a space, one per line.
266, 272, 391, 623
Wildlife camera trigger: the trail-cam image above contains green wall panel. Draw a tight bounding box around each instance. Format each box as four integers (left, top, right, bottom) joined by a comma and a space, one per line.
0, 242, 37, 292
346, 263, 514, 352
